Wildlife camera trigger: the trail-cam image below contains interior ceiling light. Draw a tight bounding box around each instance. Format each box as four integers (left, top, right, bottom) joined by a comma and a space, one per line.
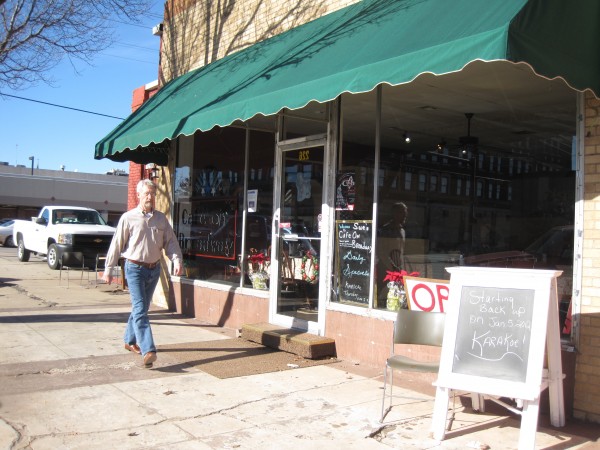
436, 140, 447, 152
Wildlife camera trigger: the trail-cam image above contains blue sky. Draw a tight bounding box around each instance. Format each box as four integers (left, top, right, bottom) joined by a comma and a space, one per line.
0, 2, 165, 174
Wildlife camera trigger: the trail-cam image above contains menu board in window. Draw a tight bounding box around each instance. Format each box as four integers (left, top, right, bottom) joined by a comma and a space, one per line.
176, 198, 238, 260
335, 172, 356, 211
336, 220, 372, 304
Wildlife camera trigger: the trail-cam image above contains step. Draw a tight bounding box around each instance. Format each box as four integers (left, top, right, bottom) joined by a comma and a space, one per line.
241, 323, 336, 360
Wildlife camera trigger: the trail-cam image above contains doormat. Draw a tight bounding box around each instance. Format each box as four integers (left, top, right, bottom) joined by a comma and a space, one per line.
157, 338, 337, 379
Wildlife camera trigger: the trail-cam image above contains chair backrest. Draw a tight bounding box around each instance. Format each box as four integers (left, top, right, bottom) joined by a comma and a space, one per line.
60, 252, 87, 272
393, 309, 445, 347
389, 249, 402, 271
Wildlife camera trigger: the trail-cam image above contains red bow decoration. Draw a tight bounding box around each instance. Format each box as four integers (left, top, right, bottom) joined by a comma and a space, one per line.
249, 252, 267, 264
383, 270, 419, 284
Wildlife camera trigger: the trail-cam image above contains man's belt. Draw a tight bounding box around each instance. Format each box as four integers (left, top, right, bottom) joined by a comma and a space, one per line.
128, 259, 160, 269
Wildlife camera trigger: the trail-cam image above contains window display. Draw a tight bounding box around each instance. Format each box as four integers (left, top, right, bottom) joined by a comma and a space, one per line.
174, 128, 275, 286
330, 85, 575, 326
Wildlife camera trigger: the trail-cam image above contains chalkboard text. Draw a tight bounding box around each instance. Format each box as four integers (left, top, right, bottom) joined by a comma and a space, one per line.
336, 221, 372, 304
453, 286, 534, 382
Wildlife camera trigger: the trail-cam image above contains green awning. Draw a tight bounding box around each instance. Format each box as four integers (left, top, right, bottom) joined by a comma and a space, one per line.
95, 0, 600, 164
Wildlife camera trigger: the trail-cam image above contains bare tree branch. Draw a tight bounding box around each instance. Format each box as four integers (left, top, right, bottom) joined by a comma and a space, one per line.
0, 0, 153, 90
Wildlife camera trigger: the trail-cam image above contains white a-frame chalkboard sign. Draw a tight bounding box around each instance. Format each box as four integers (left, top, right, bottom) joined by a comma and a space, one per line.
431, 267, 565, 450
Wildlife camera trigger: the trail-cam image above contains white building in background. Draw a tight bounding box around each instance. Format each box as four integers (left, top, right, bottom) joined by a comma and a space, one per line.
0, 164, 127, 224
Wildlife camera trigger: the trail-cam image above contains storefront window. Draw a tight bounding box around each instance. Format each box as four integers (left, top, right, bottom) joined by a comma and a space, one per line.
281, 101, 328, 140
170, 61, 576, 338
374, 76, 575, 324
332, 91, 376, 308
331, 68, 576, 326
174, 129, 244, 282
173, 127, 275, 288
243, 130, 276, 288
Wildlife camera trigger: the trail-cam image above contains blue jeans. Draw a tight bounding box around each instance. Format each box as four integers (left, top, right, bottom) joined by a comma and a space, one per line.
124, 260, 161, 355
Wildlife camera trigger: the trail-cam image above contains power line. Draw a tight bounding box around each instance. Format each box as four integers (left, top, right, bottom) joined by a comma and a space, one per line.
101, 52, 156, 64
110, 17, 161, 28
111, 18, 149, 28
114, 41, 157, 53
0, 92, 125, 120
145, 11, 164, 19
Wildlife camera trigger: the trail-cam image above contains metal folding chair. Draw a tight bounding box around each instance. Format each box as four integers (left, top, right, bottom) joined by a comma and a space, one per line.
59, 252, 89, 288
95, 254, 107, 286
380, 308, 446, 422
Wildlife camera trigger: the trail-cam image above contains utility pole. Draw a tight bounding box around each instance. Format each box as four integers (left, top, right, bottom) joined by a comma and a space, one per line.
28, 156, 34, 175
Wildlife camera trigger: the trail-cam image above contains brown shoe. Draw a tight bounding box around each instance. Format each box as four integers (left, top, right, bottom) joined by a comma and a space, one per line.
124, 343, 141, 354
143, 351, 157, 367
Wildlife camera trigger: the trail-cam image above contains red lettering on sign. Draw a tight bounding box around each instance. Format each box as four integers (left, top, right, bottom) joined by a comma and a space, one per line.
437, 284, 450, 312
411, 283, 436, 312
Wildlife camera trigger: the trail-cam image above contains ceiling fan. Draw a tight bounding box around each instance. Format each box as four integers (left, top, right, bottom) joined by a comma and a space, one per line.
433, 112, 479, 160
458, 113, 478, 155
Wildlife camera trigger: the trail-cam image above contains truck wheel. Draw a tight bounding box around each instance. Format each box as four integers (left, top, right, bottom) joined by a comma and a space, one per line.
47, 244, 60, 270
4, 236, 14, 247
17, 238, 30, 262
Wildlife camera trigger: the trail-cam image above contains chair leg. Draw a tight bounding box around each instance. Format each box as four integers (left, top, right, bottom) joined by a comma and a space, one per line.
63, 266, 70, 288
80, 258, 84, 285
381, 364, 388, 422
389, 367, 394, 416
447, 390, 456, 431
380, 364, 392, 422
60, 255, 71, 288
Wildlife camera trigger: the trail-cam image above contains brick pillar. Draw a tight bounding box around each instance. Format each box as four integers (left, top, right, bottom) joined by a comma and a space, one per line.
128, 162, 144, 209
575, 92, 600, 423
127, 85, 157, 209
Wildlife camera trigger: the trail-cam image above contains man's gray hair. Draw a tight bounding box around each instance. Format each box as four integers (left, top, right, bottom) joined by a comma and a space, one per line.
136, 179, 156, 194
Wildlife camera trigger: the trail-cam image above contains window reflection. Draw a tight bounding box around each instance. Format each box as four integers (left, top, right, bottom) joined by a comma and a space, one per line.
330, 82, 575, 330
333, 91, 376, 308
173, 127, 275, 286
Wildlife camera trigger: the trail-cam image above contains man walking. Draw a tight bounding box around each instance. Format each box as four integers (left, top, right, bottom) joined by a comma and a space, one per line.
102, 179, 183, 367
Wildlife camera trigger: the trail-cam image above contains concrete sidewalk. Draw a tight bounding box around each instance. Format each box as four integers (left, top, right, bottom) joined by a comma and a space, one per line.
0, 248, 598, 449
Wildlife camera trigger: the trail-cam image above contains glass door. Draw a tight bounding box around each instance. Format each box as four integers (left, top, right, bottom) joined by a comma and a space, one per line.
271, 135, 327, 333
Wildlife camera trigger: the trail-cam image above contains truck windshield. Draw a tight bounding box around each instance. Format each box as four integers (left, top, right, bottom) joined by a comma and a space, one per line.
52, 210, 107, 225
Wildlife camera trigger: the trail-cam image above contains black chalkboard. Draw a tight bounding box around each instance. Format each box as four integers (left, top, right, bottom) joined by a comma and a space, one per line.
336, 220, 372, 304
452, 285, 535, 383
335, 172, 356, 211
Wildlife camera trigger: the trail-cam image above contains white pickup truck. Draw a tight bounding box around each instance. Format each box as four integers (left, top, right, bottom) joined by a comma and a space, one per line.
13, 206, 116, 270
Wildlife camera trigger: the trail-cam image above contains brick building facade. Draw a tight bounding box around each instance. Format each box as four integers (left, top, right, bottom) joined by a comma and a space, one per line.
108, 0, 600, 423
578, 92, 600, 421
160, 0, 358, 82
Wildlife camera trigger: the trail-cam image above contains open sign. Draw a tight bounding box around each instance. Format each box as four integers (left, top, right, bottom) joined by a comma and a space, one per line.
404, 276, 450, 312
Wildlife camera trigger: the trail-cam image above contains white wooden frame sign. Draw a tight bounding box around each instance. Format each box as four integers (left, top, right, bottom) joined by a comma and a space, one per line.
431, 267, 565, 450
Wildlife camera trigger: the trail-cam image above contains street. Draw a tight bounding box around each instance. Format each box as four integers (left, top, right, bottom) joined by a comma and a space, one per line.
0, 246, 598, 449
